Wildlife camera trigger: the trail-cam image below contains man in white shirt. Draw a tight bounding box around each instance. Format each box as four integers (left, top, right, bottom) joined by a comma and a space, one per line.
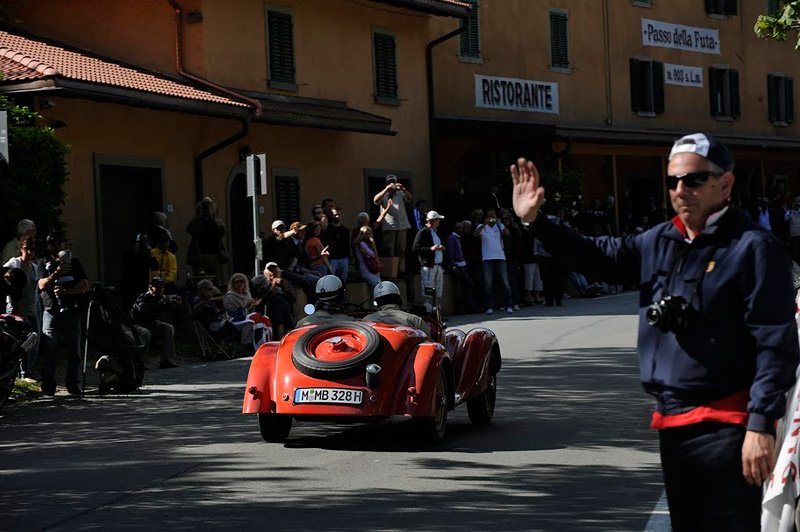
474, 209, 514, 314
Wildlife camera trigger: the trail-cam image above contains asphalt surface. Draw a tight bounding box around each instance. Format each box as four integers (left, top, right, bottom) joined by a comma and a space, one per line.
0, 292, 664, 531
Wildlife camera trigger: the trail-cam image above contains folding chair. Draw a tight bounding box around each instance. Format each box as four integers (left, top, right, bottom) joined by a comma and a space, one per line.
193, 321, 238, 361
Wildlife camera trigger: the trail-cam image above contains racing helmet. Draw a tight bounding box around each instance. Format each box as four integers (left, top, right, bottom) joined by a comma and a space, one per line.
373, 281, 402, 307
315, 275, 344, 302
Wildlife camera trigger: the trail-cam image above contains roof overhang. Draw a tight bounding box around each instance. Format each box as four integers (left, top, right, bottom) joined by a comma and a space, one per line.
370, 0, 470, 18
1, 78, 395, 135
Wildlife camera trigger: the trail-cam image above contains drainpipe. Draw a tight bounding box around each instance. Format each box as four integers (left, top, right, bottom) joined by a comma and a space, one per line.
426, 19, 467, 205
166, 0, 262, 201
166, 0, 262, 116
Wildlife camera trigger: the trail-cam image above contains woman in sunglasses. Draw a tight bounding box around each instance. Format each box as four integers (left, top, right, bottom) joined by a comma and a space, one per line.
509, 132, 799, 531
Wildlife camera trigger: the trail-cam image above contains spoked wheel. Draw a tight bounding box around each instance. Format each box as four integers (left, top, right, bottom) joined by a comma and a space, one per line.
258, 413, 293, 443
467, 372, 497, 425
414, 366, 448, 444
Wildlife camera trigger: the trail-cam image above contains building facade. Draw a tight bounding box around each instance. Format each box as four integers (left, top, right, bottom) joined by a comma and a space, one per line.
1, 0, 468, 283
430, 0, 800, 233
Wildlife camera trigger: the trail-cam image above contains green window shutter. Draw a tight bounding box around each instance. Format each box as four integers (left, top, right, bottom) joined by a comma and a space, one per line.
549, 11, 569, 69
268, 11, 296, 84
730, 69, 740, 118
768, 0, 780, 15
274, 175, 300, 224
709, 67, 720, 117
459, 1, 480, 58
630, 58, 644, 112
704, 0, 717, 14
653, 61, 665, 114
374, 32, 398, 99
768, 74, 779, 122
723, 0, 738, 15
786, 77, 794, 124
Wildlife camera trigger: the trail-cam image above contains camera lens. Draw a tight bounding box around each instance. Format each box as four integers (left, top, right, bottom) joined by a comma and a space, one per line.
645, 304, 662, 327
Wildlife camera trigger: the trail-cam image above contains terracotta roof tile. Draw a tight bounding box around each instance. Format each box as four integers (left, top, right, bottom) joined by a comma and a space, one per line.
0, 30, 246, 107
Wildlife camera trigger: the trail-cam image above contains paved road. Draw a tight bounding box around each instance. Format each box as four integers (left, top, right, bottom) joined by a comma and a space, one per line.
1, 292, 664, 531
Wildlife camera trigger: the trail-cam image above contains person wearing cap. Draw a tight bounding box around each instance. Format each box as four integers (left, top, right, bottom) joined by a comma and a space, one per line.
130, 276, 180, 369
474, 208, 514, 314
373, 174, 413, 276
363, 281, 431, 338
37, 231, 93, 394
295, 275, 355, 326
510, 132, 800, 531
2, 218, 36, 264
412, 210, 446, 303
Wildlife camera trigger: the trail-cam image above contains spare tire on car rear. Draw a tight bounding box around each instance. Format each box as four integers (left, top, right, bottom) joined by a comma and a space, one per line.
292, 322, 382, 379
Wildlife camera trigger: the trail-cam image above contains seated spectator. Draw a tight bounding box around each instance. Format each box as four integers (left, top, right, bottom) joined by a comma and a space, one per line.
304, 221, 331, 275
189, 279, 238, 339
250, 262, 296, 340
354, 226, 382, 288
296, 275, 355, 326
351, 201, 393, 245
121, 233, 157, 311
363, 281, 430, 338
284, 221, 323, 302
223, 273, 264, 347
130, 277, 180, 369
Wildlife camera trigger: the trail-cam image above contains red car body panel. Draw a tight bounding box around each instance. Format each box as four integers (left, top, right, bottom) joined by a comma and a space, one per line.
242, 318, 498, 424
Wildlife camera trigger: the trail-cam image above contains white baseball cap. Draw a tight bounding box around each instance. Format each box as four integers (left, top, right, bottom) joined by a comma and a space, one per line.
426, 210, 445, 221
271, 220, 285, 230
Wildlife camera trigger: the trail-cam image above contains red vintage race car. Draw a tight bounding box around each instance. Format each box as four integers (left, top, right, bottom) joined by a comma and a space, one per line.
242, 308, 501, 444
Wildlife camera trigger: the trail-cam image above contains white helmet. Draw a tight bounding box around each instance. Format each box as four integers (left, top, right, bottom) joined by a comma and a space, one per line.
315, 275, 343, 301
374, 281, 402, 306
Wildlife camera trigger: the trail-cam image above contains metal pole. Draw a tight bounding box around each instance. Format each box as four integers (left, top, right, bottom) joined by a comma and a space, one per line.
252, 195, 260, 277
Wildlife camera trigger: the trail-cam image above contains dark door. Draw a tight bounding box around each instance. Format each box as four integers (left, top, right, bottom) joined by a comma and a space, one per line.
230, 172, 255, 276
98, 164, 162, 287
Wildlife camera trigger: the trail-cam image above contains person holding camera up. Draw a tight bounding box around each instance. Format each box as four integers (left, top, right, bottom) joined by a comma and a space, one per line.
37, 231, 92, 395
373, 174, 413, 277
510, 133, 800, 531
474, 208, 514, 314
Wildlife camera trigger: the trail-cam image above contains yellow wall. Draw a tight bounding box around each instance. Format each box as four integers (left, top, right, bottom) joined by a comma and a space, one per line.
431, 0, 800, 138
11, 0, 448, 280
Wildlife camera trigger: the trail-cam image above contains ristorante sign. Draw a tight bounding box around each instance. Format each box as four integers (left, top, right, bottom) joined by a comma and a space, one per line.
474, 74, 559, 114
641, 18, 721, 55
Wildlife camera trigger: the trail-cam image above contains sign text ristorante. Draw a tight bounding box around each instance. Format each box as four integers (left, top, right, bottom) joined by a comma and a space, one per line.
475, 75, 559, 114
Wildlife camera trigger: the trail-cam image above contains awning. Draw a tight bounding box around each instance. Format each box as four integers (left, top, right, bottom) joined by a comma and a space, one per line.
370, 0, 470, 18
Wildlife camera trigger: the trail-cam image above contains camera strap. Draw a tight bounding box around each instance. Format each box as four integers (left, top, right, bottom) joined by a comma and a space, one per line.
657, 240, 718, 305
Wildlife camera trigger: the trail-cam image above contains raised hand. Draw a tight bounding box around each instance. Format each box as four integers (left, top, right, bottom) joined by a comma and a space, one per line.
510, 158, 546, 224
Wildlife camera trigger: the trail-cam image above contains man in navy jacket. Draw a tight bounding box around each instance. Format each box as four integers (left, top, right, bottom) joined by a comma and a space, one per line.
510, 133, 799, 531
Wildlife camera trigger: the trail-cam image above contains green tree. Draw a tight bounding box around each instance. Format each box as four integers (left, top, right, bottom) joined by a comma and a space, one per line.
0, 94, 69, 245
755, 1, 800, 47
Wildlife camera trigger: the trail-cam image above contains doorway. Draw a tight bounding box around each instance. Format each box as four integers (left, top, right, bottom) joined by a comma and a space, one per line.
96, 158, 163, 288
229, 172, 255, 276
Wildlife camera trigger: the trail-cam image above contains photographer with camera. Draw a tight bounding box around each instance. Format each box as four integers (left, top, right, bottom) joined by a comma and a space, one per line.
510, 133, 800, 531
130, 277, 180, 369
373, 174, 413, 277
37, 231, 92, 395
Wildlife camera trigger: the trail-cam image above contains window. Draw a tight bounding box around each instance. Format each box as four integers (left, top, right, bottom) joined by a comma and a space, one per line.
768, 74, 794, 125
549, 10, 569, 70
630, 58, 664, 115
266, 8, 296, 90
709, 67, 740, 119
631, 0, 652, 6
273, 174, 300, 223
459, 0, 480, 60
767, 0, 782, 15
705, 0, 738, 16
373, 30, 398, 103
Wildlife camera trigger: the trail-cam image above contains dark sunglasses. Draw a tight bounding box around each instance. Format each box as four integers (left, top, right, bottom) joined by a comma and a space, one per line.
666, 170, 721, 190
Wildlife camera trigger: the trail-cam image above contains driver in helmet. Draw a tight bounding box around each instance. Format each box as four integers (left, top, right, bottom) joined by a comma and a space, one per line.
295, 275, 356, 326
362, 281, 431, 338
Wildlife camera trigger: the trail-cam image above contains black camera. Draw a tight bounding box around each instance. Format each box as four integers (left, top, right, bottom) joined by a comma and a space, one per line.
646, 295, 693, 333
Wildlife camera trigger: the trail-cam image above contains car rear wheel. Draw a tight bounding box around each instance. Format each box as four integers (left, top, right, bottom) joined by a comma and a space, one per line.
258, 413, 292, 442
467, 372, 497, 425
414, 366, 448, 444
292, 322, 382, 379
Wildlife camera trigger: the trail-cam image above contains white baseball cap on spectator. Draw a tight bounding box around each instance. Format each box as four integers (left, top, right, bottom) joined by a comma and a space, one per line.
271, 220, 285, 230
426, 210, 445, 221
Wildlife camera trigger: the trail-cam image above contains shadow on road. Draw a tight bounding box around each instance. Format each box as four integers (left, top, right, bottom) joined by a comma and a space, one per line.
1, 338, 661, 531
